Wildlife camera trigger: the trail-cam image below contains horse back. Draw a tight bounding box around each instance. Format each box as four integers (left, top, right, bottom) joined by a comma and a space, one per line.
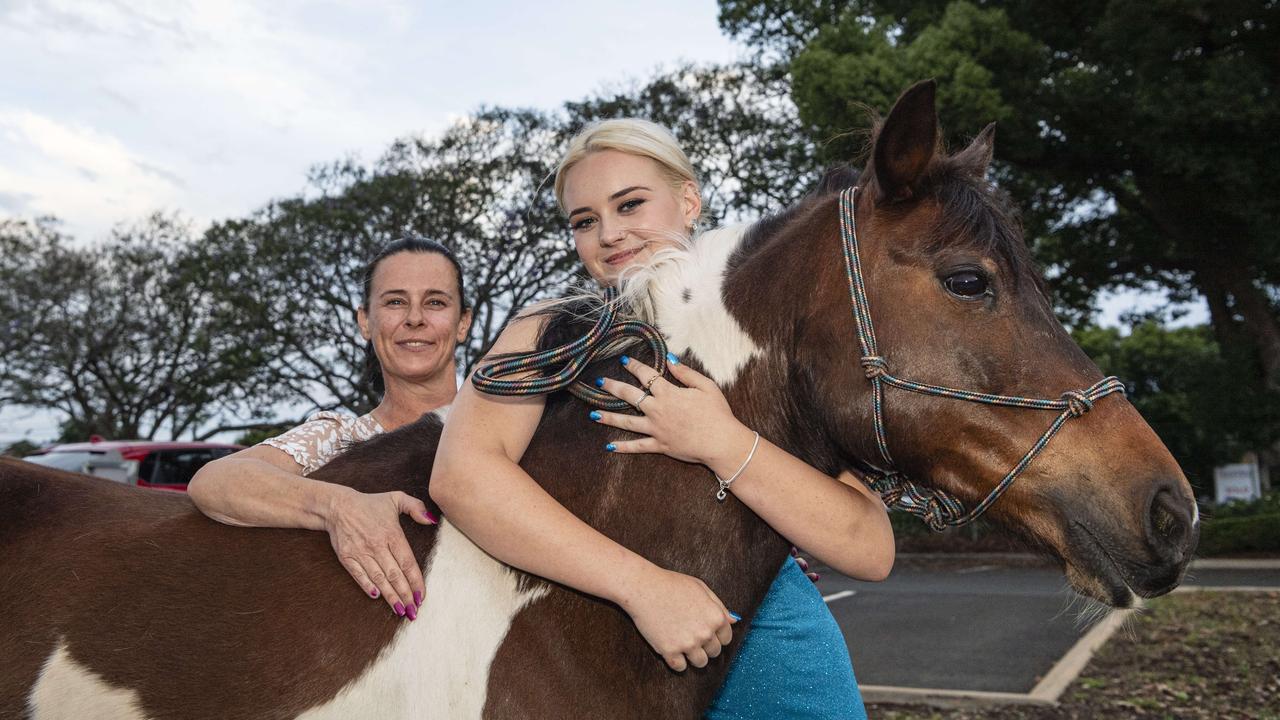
0, 415, 443, 720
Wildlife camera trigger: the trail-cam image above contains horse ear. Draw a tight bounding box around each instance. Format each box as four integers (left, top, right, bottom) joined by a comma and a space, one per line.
956, 122, 996, 180
871, 80, 939, 203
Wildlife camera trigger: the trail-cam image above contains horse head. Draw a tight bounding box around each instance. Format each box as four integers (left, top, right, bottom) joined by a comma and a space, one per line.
724, 80, 1198, 608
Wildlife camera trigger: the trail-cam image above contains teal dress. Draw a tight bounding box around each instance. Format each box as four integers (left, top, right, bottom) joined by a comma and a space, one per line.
706, 559, 867, 719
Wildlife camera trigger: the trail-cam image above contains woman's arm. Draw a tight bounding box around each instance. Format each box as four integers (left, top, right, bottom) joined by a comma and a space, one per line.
189, 447, 349, 530
430, 316, 737, 672
189, 445, 436, 617
594, 356, 895, 581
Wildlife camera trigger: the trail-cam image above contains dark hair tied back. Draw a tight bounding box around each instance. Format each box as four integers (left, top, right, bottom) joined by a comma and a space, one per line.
360, 236, 469, 396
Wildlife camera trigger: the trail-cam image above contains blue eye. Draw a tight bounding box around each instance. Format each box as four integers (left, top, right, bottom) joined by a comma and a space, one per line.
619, 198, 644, 212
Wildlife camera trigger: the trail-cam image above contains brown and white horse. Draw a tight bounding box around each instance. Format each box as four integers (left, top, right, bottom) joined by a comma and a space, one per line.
0, 81, 1197, 719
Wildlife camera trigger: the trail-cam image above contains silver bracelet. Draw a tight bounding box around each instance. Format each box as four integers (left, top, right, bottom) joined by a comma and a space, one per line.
715, 431, 760, 502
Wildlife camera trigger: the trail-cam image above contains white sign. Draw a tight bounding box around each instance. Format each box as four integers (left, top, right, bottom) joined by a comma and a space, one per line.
1214, 463, 1261, 504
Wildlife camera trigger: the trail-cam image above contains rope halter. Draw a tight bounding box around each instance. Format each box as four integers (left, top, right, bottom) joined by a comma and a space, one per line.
838, 186, 1127, 531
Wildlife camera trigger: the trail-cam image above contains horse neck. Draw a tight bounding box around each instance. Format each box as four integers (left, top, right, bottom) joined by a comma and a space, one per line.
641, 225, 766, 388
641, 218, 842, 471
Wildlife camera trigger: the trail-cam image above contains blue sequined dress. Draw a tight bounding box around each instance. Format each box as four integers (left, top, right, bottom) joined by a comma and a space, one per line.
705, 558, 867, 719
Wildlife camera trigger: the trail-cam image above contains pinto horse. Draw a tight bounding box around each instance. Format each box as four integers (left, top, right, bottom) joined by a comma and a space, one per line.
0, 81, 1198, 719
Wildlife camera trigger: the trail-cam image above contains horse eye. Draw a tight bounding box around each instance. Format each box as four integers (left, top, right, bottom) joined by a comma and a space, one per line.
944, 271, 989, 298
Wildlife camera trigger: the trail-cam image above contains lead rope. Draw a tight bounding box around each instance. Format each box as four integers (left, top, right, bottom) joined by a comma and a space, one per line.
471, 287, 669, 411
838, 186, 1127, 531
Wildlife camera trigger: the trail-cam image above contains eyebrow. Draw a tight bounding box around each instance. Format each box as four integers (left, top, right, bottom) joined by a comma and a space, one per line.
379, 288, 452, 298
567, 185, 652, 219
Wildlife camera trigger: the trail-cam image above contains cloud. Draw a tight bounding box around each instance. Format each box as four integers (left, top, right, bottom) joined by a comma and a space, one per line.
0, 110, 184, 241
1, 0, 743, 244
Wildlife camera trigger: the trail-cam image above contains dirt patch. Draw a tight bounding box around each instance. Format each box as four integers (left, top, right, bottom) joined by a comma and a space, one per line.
868, 591, 1280, 719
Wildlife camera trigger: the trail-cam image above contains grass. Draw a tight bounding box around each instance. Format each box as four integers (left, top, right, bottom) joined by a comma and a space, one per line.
868, 590, 1280, 719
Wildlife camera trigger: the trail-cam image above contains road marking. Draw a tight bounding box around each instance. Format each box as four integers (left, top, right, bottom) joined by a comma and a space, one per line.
822, 590, 856, 603
954, 565, 998, 574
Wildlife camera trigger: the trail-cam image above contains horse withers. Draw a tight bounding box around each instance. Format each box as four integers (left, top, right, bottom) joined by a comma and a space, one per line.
0, 81, 1197, 719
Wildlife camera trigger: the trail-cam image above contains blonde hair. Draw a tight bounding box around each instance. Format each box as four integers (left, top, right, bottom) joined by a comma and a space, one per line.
554, 118, 701, 212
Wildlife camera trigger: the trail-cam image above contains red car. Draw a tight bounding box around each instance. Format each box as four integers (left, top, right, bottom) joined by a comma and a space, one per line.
25, 438, 243, 492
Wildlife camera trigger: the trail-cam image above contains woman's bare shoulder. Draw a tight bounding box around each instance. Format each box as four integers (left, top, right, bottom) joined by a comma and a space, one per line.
484, 307, 552, 358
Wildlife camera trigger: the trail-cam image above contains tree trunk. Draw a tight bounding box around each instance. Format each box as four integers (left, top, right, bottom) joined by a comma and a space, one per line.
1193, 263, 1280, 390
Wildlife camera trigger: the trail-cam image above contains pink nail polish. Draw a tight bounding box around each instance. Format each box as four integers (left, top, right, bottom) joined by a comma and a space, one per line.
405, 603, 417, 621
423, 509, 439, 524
370, 587, 379, 598
393, 602, 405, 617
413, 590, 423, 606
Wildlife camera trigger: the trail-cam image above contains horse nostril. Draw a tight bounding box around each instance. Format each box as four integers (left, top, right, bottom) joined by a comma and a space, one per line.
1148, 487, 1190, 551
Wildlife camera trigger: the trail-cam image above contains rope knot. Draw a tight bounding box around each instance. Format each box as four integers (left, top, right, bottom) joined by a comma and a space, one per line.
1061, 390, 1094, 417
861, 355, 888, 379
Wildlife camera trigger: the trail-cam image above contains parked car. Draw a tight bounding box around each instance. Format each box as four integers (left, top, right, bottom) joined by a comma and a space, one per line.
24, 438, 242, 491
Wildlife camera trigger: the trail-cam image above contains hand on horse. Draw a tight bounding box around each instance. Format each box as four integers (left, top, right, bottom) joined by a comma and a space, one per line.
620, 566, 739, 673
592, 353, 752, 467
324, 487, 437, 620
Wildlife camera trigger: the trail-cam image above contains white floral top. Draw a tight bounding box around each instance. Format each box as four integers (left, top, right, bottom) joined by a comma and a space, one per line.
260, 410, 386, 475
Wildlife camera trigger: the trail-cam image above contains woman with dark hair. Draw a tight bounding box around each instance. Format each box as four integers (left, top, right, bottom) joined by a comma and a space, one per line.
190, 237, 471, 620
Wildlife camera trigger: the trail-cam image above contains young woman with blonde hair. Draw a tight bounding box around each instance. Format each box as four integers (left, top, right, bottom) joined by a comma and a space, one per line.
432, 118, 892, 718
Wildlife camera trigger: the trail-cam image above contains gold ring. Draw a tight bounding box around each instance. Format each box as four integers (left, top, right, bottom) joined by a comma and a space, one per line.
643, 376, 661, 391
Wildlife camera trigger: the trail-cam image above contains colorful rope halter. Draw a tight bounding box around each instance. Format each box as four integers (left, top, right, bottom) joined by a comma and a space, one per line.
471, 287, 669, 411
838, 186, 1127, 531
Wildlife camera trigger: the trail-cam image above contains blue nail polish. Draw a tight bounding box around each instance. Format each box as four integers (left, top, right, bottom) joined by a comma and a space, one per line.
594, 377, 605, 388
620, 355, 630, 366
666, 352, 680, 365
729, 611, 741, 621
605, 442, 617, 452
589, 410, 602, 421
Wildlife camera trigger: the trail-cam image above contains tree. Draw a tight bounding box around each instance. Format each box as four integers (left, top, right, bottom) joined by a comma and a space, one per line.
197, 108, 578, 421
2, 440, 41, 457
565, 62, 824, 221
195, 63, 820, 424
0, 214, 258, 440
720, 0, 1280, 389
1074, 322, 1280, 495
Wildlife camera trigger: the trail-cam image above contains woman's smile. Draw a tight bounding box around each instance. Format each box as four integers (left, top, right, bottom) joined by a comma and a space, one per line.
604, 247, 644, 266
395, 338, 438, 352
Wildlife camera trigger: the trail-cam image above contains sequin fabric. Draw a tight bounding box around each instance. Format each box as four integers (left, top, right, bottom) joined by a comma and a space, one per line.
706, 559, 867, 719
259, 410, 385, 474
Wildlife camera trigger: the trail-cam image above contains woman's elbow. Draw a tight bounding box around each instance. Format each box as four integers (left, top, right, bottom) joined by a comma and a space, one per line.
428, 459, 471, 512
187, 464, 218, 510
864, 540, 895, 582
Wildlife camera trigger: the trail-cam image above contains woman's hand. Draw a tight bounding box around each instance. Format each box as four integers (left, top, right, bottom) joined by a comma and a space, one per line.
591, 353, 753, 467
618, 565, 739, 672
792, 546, 821, 583
324, 487, 438, 619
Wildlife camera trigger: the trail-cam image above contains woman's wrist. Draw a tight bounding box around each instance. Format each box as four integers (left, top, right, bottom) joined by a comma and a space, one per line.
314, 482, 358, 532
609, 555, 664, 611
703, 422, 761, 481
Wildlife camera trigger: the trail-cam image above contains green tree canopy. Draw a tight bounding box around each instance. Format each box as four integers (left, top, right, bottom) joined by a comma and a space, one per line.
1075, 322, 1280, 494
721, 0, 1280, 390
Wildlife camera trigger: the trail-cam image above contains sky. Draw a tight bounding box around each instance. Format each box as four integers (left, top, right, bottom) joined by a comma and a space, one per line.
0, 0, 1205, 446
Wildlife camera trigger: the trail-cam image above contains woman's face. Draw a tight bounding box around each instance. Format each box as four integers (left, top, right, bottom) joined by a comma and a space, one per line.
561, 149, 701, 285
357, 251, 471, 385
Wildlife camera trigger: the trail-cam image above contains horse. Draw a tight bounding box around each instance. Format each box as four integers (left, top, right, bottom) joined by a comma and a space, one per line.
0, 80, 1198, 719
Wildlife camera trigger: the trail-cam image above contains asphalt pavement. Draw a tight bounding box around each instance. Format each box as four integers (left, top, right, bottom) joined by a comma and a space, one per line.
817, 556, 1280, 694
